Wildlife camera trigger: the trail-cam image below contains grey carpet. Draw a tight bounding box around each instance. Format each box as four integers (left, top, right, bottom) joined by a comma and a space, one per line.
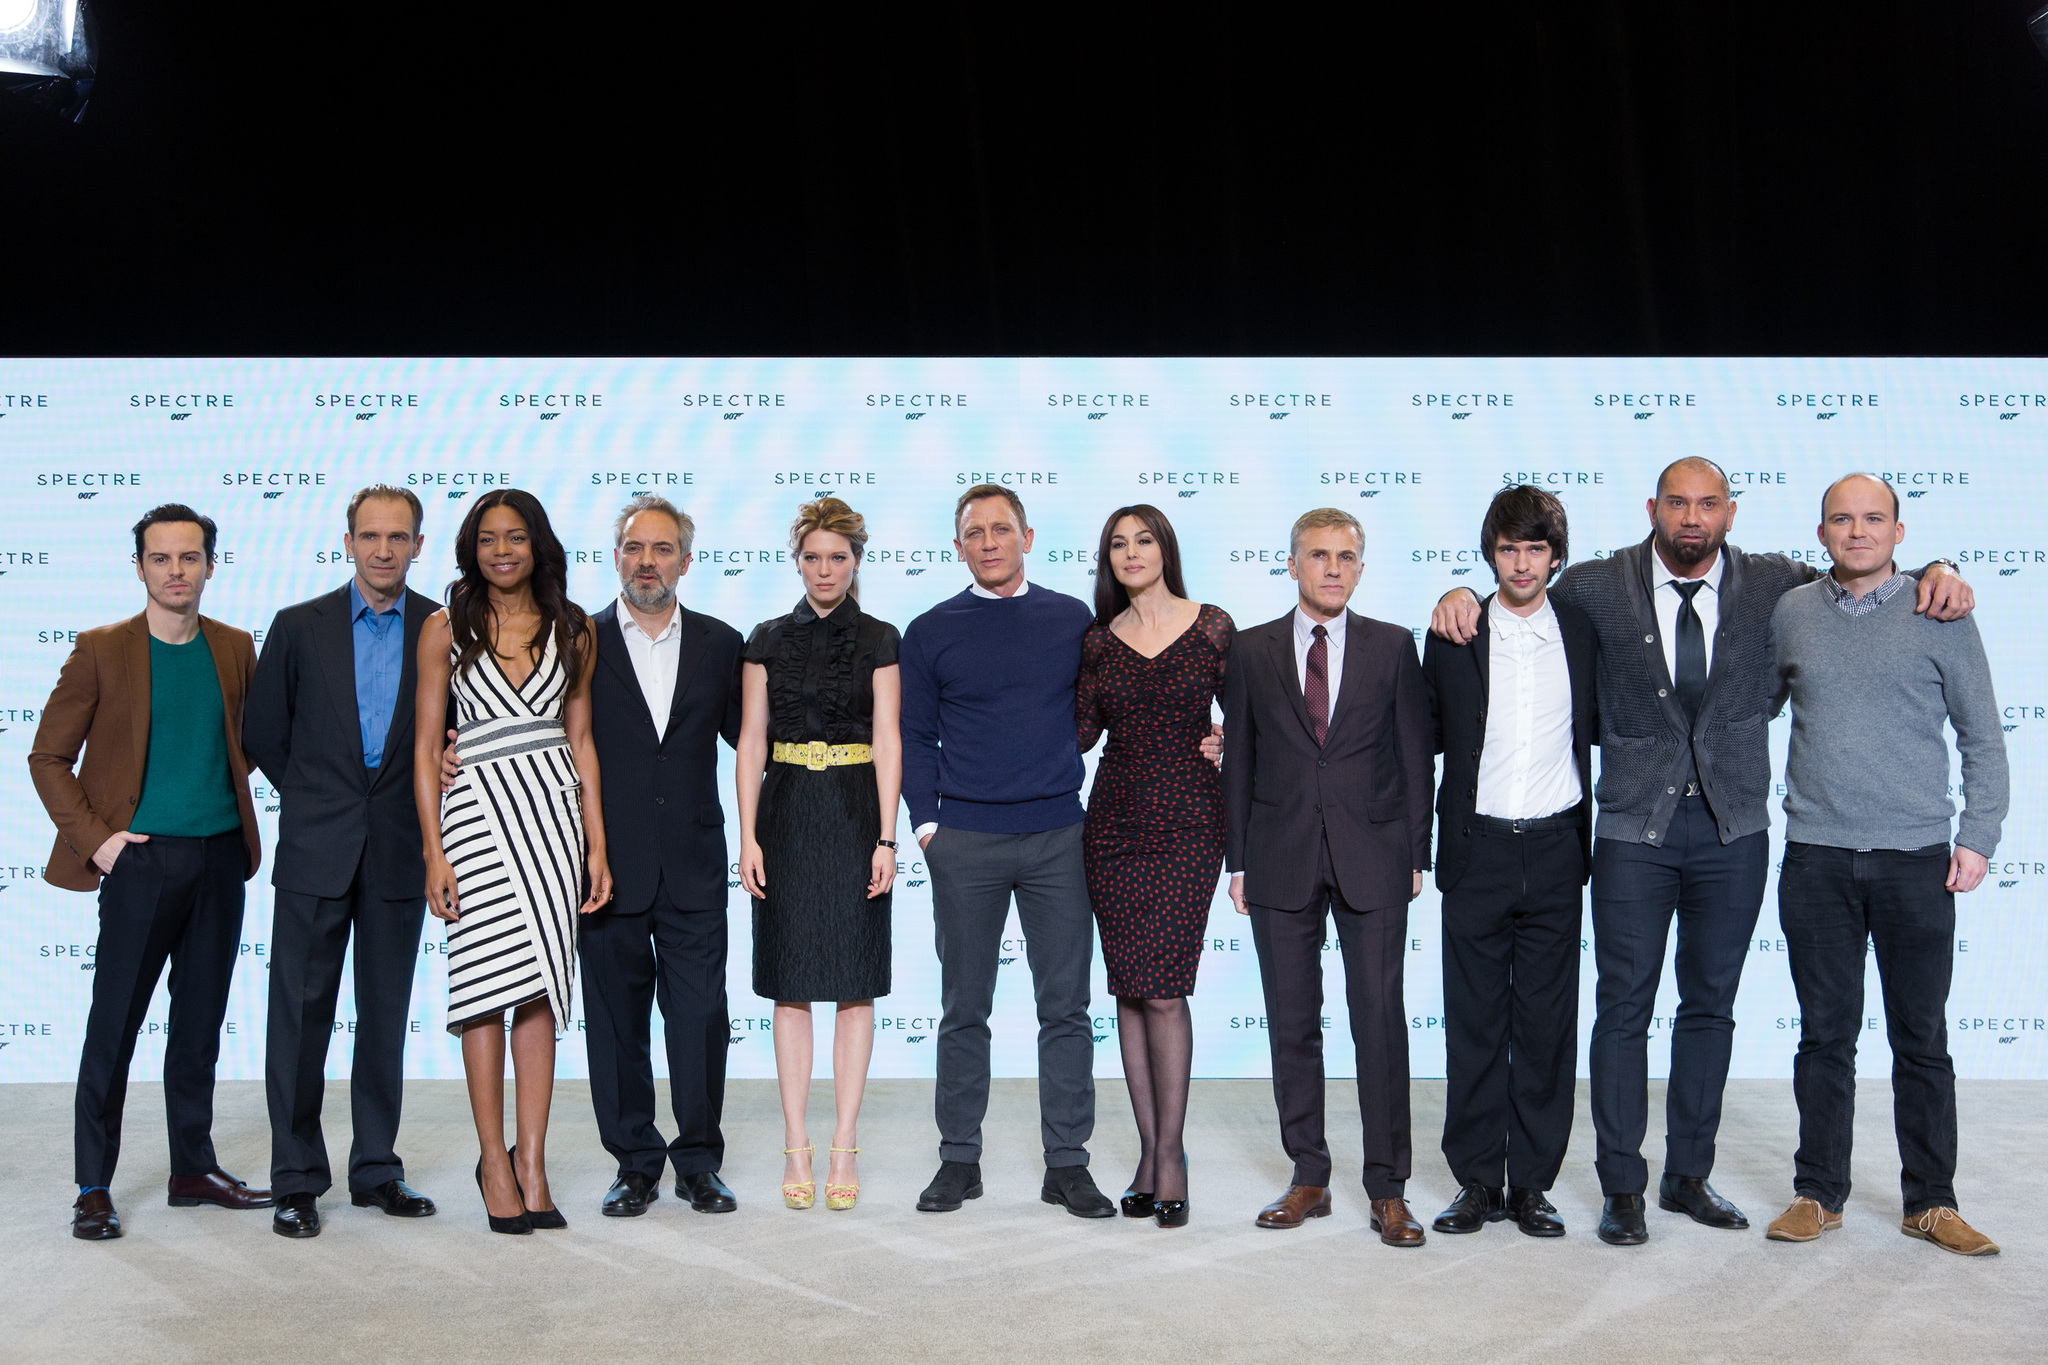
3, 1079, 2041, 1363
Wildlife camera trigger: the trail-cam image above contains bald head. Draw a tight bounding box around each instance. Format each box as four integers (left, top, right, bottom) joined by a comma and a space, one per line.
1656, 457, 1730, 500
1821, 471, 1898, 521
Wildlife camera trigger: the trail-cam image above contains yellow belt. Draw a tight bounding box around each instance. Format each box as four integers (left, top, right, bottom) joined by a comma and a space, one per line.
772, 740, 873, 771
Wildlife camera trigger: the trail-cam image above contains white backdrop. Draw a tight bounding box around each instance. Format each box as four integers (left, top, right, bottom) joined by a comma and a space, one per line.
1, 358, 2043, 1086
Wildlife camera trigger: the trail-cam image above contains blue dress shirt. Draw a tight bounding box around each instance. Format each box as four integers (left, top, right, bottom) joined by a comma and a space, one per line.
350, 581, 405, 768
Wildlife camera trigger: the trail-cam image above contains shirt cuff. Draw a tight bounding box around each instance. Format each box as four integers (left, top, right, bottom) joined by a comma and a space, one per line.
913, 822, 938, 843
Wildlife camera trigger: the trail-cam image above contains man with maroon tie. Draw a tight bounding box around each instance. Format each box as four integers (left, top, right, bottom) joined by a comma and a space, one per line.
1221, 507, 1434, 1246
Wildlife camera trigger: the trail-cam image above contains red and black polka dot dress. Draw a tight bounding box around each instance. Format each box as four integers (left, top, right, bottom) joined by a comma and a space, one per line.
1078, 603, 1234, 1000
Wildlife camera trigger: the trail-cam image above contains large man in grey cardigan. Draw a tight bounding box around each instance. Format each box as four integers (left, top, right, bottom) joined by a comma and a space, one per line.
1432, 457, 1973, 1246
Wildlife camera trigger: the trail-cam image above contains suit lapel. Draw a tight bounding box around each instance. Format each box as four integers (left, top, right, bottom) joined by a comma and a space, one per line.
1266, 617, 1315, 743
1473, 593, 1493, 702
1322, 610, 1373, 744
121, 613, 150, 780
665, 607, 713, 735
594, 605, 649, 726
311, 587, 368, 787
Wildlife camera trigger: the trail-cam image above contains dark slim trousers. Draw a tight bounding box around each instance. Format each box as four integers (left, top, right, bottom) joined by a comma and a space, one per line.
579, 879, 730, 1180
1779, 842, 1959, 1216
75, 832, 247, 1187
1588, 795, 1768, 1194
1440, 825, 1583, 1192
1248, 835, 1411, 1199
265, 866, 427, 1196
926, 822, 1096, 1168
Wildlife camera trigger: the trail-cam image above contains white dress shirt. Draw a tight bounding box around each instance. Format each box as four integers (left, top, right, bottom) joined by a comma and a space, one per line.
617, 594, 681, 741
1650, 549, 1722, 682
916, 576, 1028, 843
1474, 597, 1582, 820
1291, 605, 1348, 730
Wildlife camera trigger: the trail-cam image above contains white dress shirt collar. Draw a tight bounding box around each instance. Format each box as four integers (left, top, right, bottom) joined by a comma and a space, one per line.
1292, 604, 1347, 647
617, 595, 682, 643
1488, 594, 1560, 640
968, 577, 1029, 599
1650, 547, 1723, 596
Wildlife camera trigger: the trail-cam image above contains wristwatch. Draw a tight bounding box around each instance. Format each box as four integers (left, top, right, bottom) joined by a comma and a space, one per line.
876, 839, 898, 850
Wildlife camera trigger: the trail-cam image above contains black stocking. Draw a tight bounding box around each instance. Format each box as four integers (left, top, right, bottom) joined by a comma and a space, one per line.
1117, 996, 1158, 1192
1144, 997, 1193, 1200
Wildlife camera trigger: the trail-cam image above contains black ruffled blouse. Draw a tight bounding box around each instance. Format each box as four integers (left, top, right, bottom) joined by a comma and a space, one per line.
742, 596, 901, 745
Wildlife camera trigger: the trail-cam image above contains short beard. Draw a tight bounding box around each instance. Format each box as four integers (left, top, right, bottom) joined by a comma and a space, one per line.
1654, 525, 1724, 569
620, 578, 676, 612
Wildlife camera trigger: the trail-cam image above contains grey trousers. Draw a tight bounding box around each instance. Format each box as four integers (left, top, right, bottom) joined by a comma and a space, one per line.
926, 822, 1096, 1168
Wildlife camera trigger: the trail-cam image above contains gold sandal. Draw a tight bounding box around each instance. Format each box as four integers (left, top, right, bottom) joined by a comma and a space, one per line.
782, 1145, 815, 1209
825, 1146, 860, 1211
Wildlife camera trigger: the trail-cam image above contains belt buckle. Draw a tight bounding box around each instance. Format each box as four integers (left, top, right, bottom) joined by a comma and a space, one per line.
1509, 817, 1525, 834
807, 740, 829, 771
1684, 781, 1701, 798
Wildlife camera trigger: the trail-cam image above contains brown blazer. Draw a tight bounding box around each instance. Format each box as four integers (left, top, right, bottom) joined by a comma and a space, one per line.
28, 612, 263, 892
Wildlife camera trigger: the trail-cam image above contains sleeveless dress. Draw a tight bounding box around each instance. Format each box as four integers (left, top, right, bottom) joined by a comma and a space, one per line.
440, 630, 586, 1034
743, 597, 900, 1003
1076, 603, 1234, 999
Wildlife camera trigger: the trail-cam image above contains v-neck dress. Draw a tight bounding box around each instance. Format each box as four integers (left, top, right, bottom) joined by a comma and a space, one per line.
1077, 603, 1234, 998
439, 632, 586, 1033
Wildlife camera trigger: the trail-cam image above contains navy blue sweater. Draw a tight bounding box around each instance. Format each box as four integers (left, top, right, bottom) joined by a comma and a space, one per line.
900, 584, 1093, 833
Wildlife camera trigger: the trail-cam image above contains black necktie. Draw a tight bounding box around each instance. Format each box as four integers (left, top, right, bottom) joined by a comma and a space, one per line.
1672, 580, 1707, 725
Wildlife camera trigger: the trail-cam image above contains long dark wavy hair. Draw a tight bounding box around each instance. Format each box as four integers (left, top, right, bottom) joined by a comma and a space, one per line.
446, 489, 588, 682
1092, 504, 1188, 627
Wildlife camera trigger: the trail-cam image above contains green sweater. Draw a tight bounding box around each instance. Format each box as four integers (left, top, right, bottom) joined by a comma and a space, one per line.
130, 633, 242, 838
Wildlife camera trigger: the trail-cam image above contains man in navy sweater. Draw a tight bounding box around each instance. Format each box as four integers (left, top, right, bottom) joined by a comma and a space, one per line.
901, 484, 1114, 1218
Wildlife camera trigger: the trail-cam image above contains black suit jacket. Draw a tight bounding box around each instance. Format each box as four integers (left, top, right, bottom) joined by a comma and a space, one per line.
1222, 609, 1433, 913
1421, 592, 1599, 893
243, 583, 440, 901
591, 600, 743, 914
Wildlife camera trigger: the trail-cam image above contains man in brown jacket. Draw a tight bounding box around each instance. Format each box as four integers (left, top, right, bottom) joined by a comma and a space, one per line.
29, 504, 272, 1240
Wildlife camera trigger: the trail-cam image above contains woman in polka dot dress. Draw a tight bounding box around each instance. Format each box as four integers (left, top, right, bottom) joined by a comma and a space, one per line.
1076, 504, 1233, 1229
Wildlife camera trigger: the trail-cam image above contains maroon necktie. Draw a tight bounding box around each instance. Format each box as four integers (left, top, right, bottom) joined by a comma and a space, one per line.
1305, 624, 1329, 746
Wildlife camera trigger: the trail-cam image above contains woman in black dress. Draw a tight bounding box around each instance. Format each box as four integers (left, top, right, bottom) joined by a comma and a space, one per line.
1076, 504, 1233, 1228
737, 497, 900, 1213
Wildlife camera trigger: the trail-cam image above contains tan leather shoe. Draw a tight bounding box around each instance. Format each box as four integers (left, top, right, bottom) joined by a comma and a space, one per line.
1370, 1197, 1426, 1247
1902, 1207, 1999, 1256
1255, 1184, 1331, 1229
1765, 1195, 1842, 1242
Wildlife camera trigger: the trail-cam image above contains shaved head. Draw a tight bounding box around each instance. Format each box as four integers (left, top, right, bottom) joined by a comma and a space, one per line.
1821, 471, 1898, 521
1656, 457, 1730, 499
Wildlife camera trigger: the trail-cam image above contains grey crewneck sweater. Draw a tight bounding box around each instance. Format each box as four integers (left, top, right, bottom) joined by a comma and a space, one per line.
1772, 577, 2007, 856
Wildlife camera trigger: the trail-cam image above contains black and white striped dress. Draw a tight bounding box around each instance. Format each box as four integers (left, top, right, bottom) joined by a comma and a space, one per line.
441, 632, 586, 1034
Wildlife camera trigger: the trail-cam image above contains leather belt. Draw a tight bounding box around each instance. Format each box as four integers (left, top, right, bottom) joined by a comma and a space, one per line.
1471, 810, 1583, 835
771, 740, 873, 771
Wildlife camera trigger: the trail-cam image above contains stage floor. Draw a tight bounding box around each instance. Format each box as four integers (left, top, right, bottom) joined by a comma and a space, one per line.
3, 1078, 2042, 1363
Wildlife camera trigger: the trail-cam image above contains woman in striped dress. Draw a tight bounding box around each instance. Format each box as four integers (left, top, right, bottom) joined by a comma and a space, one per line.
414, 490, 611, 1235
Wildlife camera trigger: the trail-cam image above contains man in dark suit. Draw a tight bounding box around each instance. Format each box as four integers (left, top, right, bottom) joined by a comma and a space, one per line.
450, 493, 743, 1216
1223, 507, 1433, 1247
244, 485, 441, 1237
1421, 486, 1597, 1240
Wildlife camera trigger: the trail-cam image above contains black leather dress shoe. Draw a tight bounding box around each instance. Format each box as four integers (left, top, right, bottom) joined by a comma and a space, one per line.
917, 1161, 983, 1212
273, 1192, 321, 1238
1658, 1174, 1749, 1229
1041, 1166, 1115, 1218
603, 1172, 661, 1218
351, 1180, 436, 1218
73, 1189, 121, 1241
1598, 1194, 1648, 1246
1508, 1187, 1566, 1238
677, 1171, 737, 1213
1432, 1184, 1507, 1234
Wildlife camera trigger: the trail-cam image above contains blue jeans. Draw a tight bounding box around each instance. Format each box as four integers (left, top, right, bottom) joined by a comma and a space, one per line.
1778, 842, 1958, 1215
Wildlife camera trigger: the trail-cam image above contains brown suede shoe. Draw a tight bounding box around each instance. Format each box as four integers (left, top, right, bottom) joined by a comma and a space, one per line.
1370, 1197, 1426, 1247
1765, 1196, 1842, 1242
1902, 1207, 1999, 1256
167, 1169, 274, 1210
1255, 1184, 1332, 1229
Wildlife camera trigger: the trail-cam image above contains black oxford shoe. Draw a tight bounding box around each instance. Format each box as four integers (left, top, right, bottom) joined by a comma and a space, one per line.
352, 1180, 436, 1218
1658, 1174, 1749, 1229
73, 1189, 121, 1241
917, 1161, 983, 1212
1432, 1183, 1507, 1234
1599, 1194, 1648, 1246
678, 1171, 737, 1213
272, 1192, 321, 1238
603, 1171, 660, 1218
1041, 1166, 1115, 1218
1508, 1187, 1566, 1238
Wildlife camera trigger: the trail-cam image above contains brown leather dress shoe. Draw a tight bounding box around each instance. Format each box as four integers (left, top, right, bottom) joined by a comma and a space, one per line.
1370, 1197, 1426, 1247
1255, 1184, 1332, 1229
166, 1169, 274, 1210
73, 1189, 121, 1240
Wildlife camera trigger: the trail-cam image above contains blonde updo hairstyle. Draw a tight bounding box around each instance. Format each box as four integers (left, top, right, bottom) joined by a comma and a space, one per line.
789, 496, 869, 601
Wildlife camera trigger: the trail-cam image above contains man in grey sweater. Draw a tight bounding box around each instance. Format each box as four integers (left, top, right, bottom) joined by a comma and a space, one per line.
1765, 472, 2005, 1257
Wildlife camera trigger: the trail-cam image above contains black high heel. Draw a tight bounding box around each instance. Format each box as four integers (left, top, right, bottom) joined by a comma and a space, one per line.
1154, 1153, 1189, 1228
476, 1157, 533, 1235
509, 1145, 567, 1229
1120, 1189, 1156, 1218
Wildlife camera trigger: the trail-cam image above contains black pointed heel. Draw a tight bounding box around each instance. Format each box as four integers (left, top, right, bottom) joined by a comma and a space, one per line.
476, 1158, 533, 1235
509, 1146, 566, 1229
1120, 1189, 1156, 1218
1154, 1199, 1190, 1228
